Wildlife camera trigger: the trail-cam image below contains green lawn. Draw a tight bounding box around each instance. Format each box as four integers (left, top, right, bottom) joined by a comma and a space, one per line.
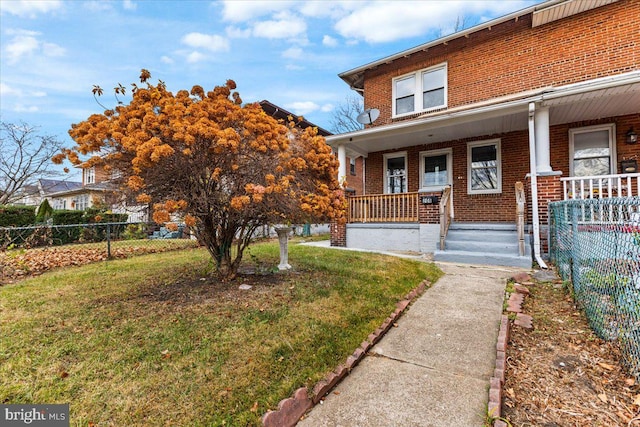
0, 241, 441, 426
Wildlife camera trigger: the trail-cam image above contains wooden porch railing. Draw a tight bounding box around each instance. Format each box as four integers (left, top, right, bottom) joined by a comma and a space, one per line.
348, 192, 419, 223
515, 181, 526, 256
561, 173, 640, 200
439, 186, 452, 250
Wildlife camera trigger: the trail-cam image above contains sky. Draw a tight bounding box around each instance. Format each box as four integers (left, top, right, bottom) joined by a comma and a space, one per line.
1, 0, 540, 180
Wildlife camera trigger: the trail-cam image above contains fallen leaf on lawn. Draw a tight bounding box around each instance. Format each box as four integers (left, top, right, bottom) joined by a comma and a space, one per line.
634, 394, 640, 406
597, 393, 608, 403
506, 388, 515, 399
597, 362, 615, 371
250, 401, 258, 412
626, 378, 636, 386
161, 349, 171, 359
59, 371, 69, 379
333, 391, 340, 395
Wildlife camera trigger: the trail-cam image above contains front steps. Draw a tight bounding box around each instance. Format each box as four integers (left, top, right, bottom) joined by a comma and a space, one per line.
433, 222, 532, 268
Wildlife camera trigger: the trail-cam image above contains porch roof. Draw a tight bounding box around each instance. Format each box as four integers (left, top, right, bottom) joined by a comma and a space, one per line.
326, 71, 640, 158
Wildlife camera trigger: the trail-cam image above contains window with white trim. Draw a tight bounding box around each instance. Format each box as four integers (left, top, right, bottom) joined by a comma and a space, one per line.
393, 63, 447, 117
350, 157, 356, 176
420, 148, 452, 191
467, 139, 502, 194
84, 166, 95, 185
569, 124, 616, 177
384, 152, 407, 194
75, 194, 89, 211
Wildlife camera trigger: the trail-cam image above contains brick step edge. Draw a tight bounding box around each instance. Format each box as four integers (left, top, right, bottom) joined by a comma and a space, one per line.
261, 278, 431, 427
491, 272, 535, 426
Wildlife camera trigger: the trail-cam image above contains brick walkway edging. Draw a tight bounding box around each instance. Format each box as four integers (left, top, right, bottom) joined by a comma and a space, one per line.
261, 279, 431, 427
491, 273, 534, 427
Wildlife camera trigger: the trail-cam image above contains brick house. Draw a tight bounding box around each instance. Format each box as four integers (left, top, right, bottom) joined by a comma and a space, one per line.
327, 0, 639, 267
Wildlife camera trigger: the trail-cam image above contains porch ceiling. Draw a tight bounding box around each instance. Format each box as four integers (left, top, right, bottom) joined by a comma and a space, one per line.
330, 74, 640, 158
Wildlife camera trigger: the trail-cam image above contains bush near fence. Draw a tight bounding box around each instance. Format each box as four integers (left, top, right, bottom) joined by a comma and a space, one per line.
549, 197, 640, 381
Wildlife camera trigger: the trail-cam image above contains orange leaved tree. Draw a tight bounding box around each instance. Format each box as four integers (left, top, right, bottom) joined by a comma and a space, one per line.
54, 70, 345, 280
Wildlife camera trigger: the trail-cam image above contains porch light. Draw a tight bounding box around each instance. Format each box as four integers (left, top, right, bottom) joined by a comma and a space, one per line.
626, 127, 638, 144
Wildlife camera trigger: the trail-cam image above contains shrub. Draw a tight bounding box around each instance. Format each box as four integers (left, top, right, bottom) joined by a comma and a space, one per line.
0, 205, 36, 227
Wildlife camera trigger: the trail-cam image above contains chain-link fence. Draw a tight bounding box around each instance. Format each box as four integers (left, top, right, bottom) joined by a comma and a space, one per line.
549, 197, 640, 381
0, 222, 199, 283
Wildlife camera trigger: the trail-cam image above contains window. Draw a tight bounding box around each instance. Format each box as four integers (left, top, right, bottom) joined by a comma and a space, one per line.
84, 167, 95, 185
75, 194, 89, 211
350, 157, 356, 176
384, 152, 407, 194
467, 139, 502, 194
53, 198, 66, 210
393, 63, 447, 117
420, 148, 452, 191
569, 124, 615, 177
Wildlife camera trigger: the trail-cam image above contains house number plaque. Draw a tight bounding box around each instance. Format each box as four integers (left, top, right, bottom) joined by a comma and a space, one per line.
420, 195, 439, 205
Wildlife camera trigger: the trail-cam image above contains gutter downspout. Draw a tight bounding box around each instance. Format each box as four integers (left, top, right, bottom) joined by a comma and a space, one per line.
527, 102, 548, 269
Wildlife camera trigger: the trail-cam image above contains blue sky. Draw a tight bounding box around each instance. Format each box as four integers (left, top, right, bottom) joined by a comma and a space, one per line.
1, 0, 539, 179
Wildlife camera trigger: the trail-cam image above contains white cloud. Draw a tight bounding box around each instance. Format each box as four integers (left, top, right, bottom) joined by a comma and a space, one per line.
321, 103, 334, 113
220, 0, 295, 22
5, 35, 40, 63
0, 0, 63, 18
334, 1, 535, 43
83, 1, 114, 12
13, 104, 39, 113
252, 11, 306, 39
42, 42, 66, 57
287, 101, 319, 116
123, 0, 137, 11
285, 64, 304, 71
322, 35, 338, 47
282, 46, 303, 60
0, 83, 22, 96
4, 32, 65, 64
31, 90, 47, 97
225, 26, 251, 39
186, 51, 206, 64
181, 32, 230, 52
160, 55, 174, 64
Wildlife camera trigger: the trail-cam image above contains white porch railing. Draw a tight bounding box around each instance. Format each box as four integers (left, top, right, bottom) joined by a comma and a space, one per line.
561, 173, 640, 200
515, 181, 526, 256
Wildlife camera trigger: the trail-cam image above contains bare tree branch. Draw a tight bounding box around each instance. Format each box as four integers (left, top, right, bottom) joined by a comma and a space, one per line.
0, 121, 64, 204
329, 95, 364, 134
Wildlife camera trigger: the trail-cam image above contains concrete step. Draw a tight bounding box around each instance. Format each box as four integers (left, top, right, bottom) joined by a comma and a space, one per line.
435, 222, 532, 268
444, 239, 519, 254
433, 249, 533, 268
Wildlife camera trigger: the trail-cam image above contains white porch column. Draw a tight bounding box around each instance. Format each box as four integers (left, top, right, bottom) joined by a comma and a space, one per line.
534, 106, 553, 174
337, 144, 347, 187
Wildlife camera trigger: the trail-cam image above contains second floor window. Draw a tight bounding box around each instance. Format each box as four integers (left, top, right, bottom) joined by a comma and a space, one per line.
84, 167, 95, 185
393, 63, 447, 117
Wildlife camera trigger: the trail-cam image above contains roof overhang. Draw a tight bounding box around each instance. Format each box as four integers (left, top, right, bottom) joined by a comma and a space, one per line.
327, 71, 640, 158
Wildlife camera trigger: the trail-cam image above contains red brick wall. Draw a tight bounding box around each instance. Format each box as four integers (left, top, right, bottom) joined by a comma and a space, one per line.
363, 114, 639, 223
330, 220, 346, 247
345, 156, 364, 195
364, 0, 639, 125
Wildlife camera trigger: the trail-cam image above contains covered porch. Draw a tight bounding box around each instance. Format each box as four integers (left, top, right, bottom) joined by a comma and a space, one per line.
328, 71, 640, 266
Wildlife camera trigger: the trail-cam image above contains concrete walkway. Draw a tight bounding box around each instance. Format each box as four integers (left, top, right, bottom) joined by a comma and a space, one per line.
297, 260, 525, 427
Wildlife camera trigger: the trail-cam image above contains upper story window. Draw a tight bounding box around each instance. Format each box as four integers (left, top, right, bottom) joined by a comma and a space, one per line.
467, 139, 502, 195
569, 124, 616, 177
350, 157, 356, 176
84, 166, 95, 185
393, 63, 447, 117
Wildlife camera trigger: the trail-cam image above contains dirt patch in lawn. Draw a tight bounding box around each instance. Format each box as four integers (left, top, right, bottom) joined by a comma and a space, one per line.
503, 278, 640, 426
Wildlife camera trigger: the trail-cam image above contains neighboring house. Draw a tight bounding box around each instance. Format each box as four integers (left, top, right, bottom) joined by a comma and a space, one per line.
259, 100, 365, 195
326, 0, 639, 267
12, 168, 147, 222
